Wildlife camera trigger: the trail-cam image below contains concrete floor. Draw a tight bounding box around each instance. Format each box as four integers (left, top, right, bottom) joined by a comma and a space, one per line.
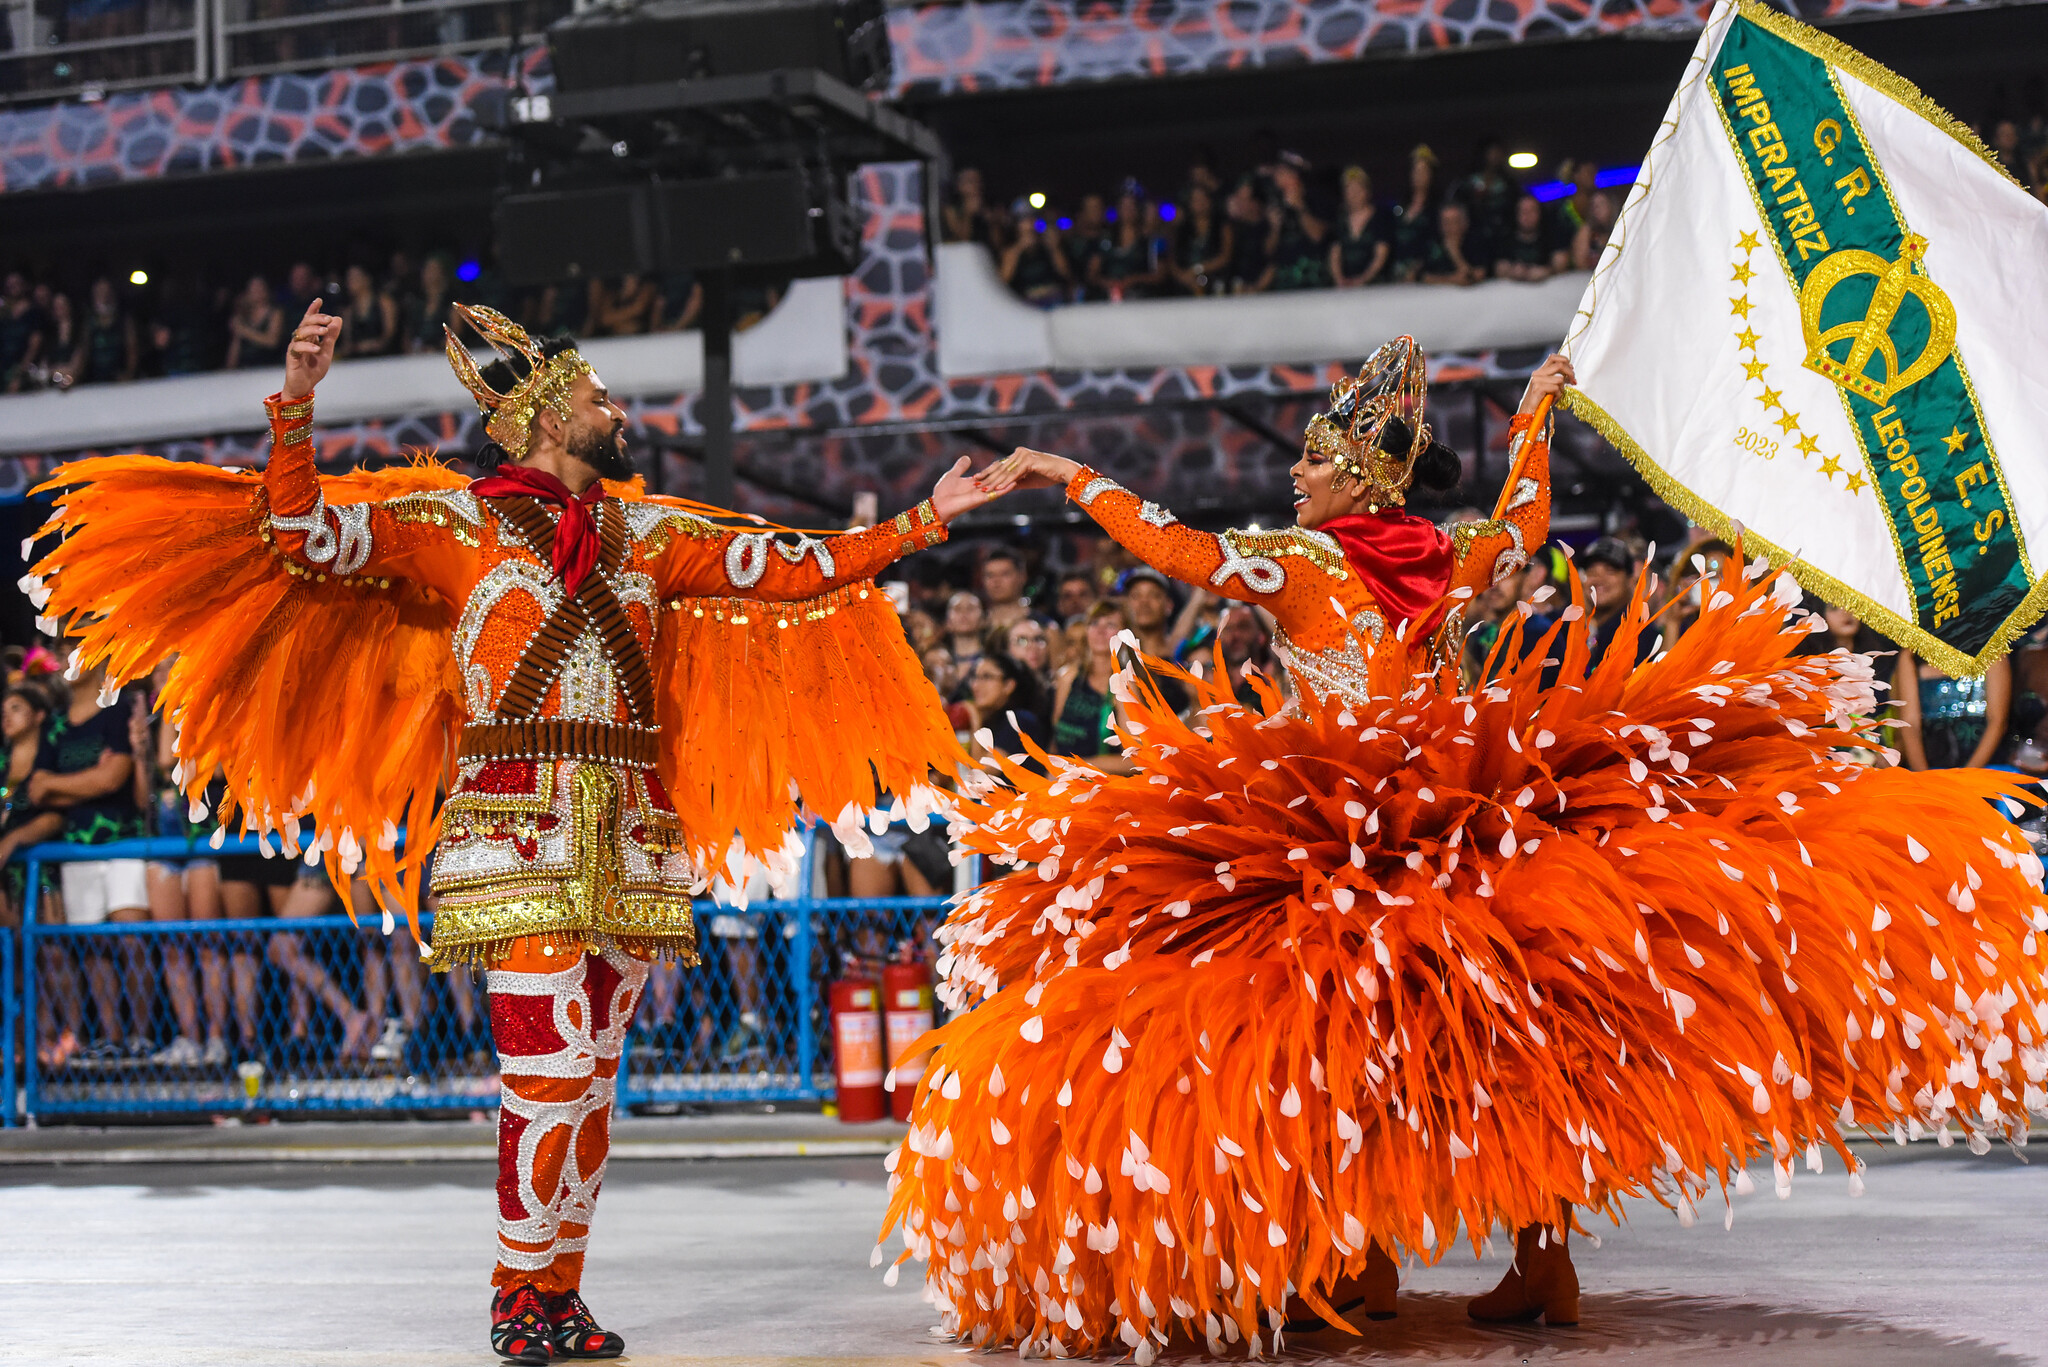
1, 1143, 2042, 1366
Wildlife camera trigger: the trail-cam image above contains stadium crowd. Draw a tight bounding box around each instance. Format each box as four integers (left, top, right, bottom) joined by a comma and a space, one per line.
945, 123, 2048, 306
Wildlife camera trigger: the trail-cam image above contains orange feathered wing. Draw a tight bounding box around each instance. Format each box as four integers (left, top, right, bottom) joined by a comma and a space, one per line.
879, 557, 2048, 1355
29, 456, 468, 917
616, 490, 966, 878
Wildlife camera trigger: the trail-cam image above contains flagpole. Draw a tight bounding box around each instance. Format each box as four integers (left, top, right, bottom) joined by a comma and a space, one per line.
1489, 391, 1555, 521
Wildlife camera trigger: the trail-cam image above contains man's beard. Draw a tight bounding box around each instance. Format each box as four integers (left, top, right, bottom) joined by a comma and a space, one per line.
569, 419, 633, 481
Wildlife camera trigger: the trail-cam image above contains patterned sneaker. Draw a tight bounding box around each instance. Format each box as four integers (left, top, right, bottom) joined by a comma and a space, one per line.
543, 1290, 624, 1359
490, 1283, 553, 1363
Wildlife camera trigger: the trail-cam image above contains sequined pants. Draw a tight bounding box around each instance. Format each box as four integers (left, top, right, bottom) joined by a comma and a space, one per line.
487, 938, 650, 1292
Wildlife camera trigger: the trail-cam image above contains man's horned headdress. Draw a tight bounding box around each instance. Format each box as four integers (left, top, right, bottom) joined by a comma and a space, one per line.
444, 304, 594, 461
1303, 335, 1432, 512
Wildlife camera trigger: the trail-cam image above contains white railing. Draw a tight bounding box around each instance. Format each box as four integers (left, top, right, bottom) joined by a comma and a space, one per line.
0, 0, 582, 104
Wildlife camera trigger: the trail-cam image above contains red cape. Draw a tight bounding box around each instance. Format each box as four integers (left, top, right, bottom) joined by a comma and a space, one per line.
1317, 510, 1454, 638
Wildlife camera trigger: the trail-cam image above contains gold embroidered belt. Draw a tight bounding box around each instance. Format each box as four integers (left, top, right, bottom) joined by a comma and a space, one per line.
459, 719, 662, 769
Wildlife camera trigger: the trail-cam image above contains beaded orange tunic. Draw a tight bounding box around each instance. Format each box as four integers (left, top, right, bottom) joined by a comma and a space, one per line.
25, 394, 961, 971
1062, 414, 1550, 699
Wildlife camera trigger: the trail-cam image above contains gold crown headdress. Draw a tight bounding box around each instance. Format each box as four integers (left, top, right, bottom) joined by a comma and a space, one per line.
1303, 335, 1431, 512
444, 303, 594, 460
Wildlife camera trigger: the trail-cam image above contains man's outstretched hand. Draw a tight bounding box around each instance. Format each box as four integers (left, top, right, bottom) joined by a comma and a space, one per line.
282, 298, 343, 401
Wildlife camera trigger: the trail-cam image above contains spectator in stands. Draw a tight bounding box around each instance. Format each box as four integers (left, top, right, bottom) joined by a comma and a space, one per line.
1090, 187, 1162, 301
1555, 158, 1601, 234
999, 212, 1074, 307
941, 166, 993, 246
1989, 117, 2024, 183
656, 272, 702, 331
1004, 618, 1052, 693
1050, 600, 1133, 772
1460, 136, 1518, 261
402, 253, 456, 354
138, 663, 229, 1068
590, 272, 660, 336
72, 277, 138, 384
1421, 202, 1486, 286
224, 275, 286, 370
1065, 193, 1112, 299
1055, 569, 1099, 622
1493, 193, 1571, 281
0, 282, 34, 382
1263, 158, 1329, 292
1329, 166, 1391, 288
150, 273, 215, 376
28, 651, 151, 1059
1117, 566, 1184, 667
1571, 189, 1619, 271
1167, 181, 1233, 297
1522, 538, 1655, 684
943, 591, 988, 695
41, 288, 77, 388
1, 682, 79, 1069
281, 261, 322, 322
1390, 145, 1441, 283
964, 652, 1048, 767
1224, 176, 1271, 293
922, 644, 957, 700
337, 263, 399, 358
526, 277, 588, 339
980, 547, 1032, 630
1897, 648, 2010, 770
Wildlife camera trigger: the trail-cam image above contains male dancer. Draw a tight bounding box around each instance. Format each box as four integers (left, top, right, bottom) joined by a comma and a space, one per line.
39, 300, 985, 1362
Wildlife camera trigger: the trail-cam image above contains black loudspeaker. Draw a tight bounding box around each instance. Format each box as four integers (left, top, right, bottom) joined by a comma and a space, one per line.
653, 171, 860, 276
549, 0, 890, 95
496, 184, 653, 285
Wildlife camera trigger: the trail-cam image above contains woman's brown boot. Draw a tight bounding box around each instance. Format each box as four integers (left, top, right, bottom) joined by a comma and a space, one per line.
1468, 1206, 1579, 1326
1284, 1239, 1400, 1331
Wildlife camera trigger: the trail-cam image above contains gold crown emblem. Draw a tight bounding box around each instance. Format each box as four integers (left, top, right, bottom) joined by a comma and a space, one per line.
1800, 233, 1957, 405
1305, 336, 1431, 512
444, 304, 594, 460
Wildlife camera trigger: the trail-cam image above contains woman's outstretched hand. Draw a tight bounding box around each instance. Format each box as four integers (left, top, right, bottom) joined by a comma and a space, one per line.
931, 457, 996, 523
1517, 353, 1576, 415
976, 447, 1084, 498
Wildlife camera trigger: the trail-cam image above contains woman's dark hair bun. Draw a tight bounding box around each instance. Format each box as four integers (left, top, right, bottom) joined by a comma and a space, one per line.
1379, 417, 1462, 494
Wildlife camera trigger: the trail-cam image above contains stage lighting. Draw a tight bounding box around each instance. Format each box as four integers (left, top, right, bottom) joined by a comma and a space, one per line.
128, 269, 148, 285
1507, 151, 1539, 170
456, 260, 482, 283
1028, 191, 1046, 209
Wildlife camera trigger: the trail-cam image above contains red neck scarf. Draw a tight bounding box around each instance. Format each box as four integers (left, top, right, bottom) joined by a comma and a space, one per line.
470, 465, 604, 592
1317, 510, 1455, 639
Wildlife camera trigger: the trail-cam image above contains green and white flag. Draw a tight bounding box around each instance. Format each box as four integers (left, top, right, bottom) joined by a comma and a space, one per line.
1564, 0, 2048, 674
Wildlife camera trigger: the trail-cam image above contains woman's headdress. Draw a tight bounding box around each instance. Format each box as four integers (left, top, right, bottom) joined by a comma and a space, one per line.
443, 304, 593, 460
1303, 335, 1431, 512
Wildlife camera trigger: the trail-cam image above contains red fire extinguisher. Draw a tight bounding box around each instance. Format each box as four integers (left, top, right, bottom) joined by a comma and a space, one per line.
882, 956, 936, 1123
829, 970, 887, 1123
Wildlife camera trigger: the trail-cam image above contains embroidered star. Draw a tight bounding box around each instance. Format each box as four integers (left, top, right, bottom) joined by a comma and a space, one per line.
1774, 410, 1801, 434
1738, 230, 1761, 252
1730, 295, 1752, 318
1795, 433, 1820, 458
1944, 426, 1971, 454
1819, 453, 1843, 478
1732, 260, 1755, 284
1758, 385, 1784, 410
1743, 358, 1768, 380
1844, 468, 1868, 493
1736, 327, 1761, 350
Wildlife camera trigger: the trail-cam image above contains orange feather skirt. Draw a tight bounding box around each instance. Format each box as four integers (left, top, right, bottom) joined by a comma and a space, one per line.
877, 564, 2048, 1357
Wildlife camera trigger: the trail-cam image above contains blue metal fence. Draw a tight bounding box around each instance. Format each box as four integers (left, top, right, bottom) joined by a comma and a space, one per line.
4, 826, 958, 1125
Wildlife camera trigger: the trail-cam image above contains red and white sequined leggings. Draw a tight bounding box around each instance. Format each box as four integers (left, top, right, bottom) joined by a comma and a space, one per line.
487, 940, 649, 1293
